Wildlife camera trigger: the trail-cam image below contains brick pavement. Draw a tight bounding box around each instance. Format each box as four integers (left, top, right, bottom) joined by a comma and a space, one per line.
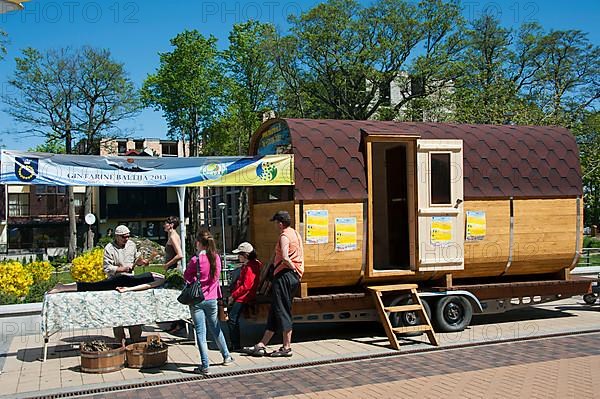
73, 332, 600, 399
3, 297, 600, 398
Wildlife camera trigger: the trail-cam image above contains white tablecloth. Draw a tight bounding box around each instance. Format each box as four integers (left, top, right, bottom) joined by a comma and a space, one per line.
41, 288, 189, 335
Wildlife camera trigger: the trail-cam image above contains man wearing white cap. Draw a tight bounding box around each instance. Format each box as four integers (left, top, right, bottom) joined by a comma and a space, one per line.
104, 225, 149, 343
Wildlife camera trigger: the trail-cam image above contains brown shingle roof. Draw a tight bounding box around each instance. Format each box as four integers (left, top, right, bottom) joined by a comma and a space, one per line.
252, 119, 582, 201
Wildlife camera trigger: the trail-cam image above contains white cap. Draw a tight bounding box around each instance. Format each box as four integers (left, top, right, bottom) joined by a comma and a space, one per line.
114, 225, 130, 236
232, 242, 253, 254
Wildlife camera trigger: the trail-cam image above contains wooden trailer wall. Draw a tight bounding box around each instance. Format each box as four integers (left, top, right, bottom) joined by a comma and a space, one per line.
250, 198, 581, 288
295, 202, 365, 288
250, 200, 365, 288
250, 200, 295, 270
457, 198, 581, 279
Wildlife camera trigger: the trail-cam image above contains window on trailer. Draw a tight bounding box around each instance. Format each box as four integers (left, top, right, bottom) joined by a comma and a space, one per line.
430, 153, 451, 205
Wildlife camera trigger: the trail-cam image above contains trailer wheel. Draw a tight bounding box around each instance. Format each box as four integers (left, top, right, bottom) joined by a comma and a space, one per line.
388, 296, 432, 336
434, 295, 473, 332
583, 293, 597, 305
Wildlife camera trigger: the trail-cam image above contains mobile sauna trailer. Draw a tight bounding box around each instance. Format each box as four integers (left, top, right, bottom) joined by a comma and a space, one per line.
247, 118, 591, 336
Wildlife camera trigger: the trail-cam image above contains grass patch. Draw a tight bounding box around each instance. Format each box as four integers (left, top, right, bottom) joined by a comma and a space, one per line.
579, 253, 600, 267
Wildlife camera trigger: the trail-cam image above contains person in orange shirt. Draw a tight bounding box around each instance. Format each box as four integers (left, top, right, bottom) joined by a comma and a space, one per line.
228, 242, 262, 351
244, 211, 304, 357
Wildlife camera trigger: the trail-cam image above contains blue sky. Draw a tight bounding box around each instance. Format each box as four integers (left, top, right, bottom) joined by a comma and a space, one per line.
0, 0, 599, 151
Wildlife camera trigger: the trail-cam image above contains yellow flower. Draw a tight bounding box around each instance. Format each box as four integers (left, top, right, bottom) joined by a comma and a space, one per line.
25, 261, 53, 283
70, 249, 105, 282
0, 261, 33, 297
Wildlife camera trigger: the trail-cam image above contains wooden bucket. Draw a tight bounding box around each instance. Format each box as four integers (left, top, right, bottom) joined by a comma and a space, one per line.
125, 336, 168, 369
80, 343, 125, 373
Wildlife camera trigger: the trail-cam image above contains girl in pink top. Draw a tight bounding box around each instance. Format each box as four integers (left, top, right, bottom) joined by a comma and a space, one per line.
184, 237, 222, 301
185, 230, 232, 375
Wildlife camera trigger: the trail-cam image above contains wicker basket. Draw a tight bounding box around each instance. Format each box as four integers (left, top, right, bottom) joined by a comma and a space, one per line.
125, 336, 168, 369
80, 342, 125, 374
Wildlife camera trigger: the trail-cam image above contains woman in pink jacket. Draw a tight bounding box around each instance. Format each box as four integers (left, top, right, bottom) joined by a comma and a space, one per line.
184, 230, 233, 375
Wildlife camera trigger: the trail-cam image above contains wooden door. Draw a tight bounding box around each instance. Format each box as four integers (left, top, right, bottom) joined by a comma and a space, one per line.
416, 139, 464, 271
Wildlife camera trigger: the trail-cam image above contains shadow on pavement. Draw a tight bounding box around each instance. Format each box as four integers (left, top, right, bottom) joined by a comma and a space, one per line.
555, 305, 600, 312
471, 305, 576, 326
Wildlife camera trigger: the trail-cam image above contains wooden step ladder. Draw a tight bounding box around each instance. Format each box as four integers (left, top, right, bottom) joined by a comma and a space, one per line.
368, 284, 438, 350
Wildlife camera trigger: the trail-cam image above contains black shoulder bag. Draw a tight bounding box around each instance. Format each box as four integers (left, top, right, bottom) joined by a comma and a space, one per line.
177, 256, 205, 305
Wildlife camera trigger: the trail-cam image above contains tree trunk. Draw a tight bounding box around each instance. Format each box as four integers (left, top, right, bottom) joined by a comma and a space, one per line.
592, 186, 600, 226
235, 188, 249, 244
188, 123, 201, 252
65, 125, 78, 261
67, 186, 77, 261
191, 186, 199, 247
84, 186, 94, 250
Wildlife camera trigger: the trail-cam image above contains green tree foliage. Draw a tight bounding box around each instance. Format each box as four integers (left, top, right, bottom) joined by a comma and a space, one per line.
269, 34, 314, 118
278, 0, 464, 120
143, 3, 599, 232
29, 140, 66, 154
533, 30, 600, 126
453, 16, 599, 127
142, 30, 225, 157
453, 16, 543, 124
397, 0, 465, 120
218, 21, 281, 243
574, 112, 600, 226
142, 30, 226, 248
201, 115, 242, 156
0, 30, 7, 60
222, 21, 278, 154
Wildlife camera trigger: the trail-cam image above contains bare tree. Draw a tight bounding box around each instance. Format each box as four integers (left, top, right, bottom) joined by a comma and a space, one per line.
74, 47, 141, 250
4, 48, 79, 259
4, 47, 141, 256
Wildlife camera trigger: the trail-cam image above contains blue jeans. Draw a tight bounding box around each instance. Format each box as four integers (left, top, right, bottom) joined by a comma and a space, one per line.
189, 299, 230, 369
227, 301, 246, 350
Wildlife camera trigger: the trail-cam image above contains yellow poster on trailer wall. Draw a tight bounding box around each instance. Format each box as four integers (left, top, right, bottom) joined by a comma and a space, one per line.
466, 211, 486, 241
306, 210, 329, 244
335, 217, 357, 251
431, 216, 452, 245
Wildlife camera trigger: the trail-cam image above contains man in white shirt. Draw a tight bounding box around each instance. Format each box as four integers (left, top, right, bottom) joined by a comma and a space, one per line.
104, 225, 149, 343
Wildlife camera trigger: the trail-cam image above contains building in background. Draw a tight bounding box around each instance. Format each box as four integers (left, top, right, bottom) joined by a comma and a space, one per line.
97, 137, 190, 244
200, 186, 241, 252
0, 183, 86, 255
370, 73, 455, 122
99, 137, 188, 157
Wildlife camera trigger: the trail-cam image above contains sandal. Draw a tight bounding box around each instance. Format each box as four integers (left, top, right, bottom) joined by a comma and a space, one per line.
167, 322, 185, 335
269, 347, 293, 357
243, 345, 268, 357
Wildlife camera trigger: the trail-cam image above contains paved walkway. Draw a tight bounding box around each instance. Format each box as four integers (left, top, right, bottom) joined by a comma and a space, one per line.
2, 296, 600, 398
85, 332, 600, 399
